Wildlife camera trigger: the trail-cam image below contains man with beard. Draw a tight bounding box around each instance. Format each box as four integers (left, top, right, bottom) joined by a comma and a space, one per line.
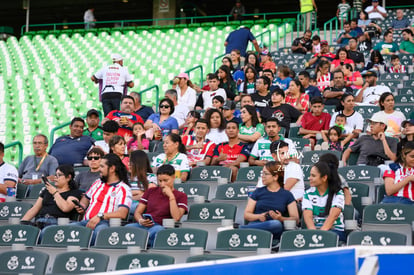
102, 95, 143, 137
73, 153, 132, 245
248, 118, 297, 166
291, 30, 313, 54
355, 69, 391, 105
83, 109, 103, 141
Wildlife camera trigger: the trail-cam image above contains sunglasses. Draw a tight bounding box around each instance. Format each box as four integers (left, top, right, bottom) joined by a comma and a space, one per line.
87, 156, 101, 161
160, 105, 171, 109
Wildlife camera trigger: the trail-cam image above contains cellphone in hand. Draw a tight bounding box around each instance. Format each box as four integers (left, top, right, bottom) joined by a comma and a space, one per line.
71, 199, 84, 210
142, 214, 155, 223
42, 176, 50, 185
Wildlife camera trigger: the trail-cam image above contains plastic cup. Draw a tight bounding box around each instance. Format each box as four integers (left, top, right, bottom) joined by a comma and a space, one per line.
162, 219, 175, 229
283, 220, 296, 230
240, 162, 249, 168
67, 245, 81, 252
217, 177, 228, 185
109, 218, 121, 227
57, 217, 70, 226
361, 196, 372, 206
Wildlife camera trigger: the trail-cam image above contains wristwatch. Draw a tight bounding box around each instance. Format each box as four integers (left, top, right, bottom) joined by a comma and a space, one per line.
97, 212, 105, 221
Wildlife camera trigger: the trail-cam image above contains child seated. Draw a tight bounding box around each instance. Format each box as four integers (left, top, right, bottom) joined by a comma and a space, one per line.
321, 126, 353, 152
333, 114, 353, 135
126, 122, 150, 153
389, 55, 406, 73
312, 35, 321, 54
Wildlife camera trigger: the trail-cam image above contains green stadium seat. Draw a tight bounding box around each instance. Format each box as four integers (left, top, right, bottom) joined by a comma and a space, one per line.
347, 231, 407, 246
0, 250, 49, 275
52, 251, 109, 274
116, 253, 174, 270
280, 229, 338, 252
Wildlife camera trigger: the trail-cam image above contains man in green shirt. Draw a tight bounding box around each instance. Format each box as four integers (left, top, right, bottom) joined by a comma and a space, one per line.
83, 109, 104, 141
400, 28, 414, 54
373, 30, 399, 55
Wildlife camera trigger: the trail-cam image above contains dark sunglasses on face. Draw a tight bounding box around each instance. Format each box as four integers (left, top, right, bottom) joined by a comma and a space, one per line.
160, 105, 171, 109
87, 156, 101, 161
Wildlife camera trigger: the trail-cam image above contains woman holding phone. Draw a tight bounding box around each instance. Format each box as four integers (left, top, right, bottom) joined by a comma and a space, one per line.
21, 165, 82, 229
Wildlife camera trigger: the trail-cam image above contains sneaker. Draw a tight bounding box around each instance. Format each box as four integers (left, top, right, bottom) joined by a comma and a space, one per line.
314, 144, 322, 151
321, 142, 329, 150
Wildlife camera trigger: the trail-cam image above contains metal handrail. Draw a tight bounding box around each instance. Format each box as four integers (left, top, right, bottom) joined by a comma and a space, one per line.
21, 11, 302, 35
4, 141, 23, 166
139, 85, 160, 112
252, 29, 271, 51
213, 53, 227, 73
185, 65, 204, 88
323, 17, 339, 45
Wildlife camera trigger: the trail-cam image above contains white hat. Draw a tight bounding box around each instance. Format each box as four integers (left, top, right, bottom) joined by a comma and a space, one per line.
368, 112, 388, 125
111, 53, 123, 62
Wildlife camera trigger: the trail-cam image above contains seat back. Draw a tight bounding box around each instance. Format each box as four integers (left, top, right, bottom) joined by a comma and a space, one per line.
153, 228, 208, 250
0, 202, 32, 221
279, 230, 338, 252
347, 231, 407, 246
94, 226, 148, 249
302, 151, 341, 165
16, 183, 29, 200
186, 203, 237, 223
189, 166, 232, 182
0, 250, 49, 275
26, 183, 46, 199
354, 105, 380, 119
301, 164, 312, 183
175, 183, 210, 201
362, 203, 414, 245
338, 166, 381, 183
235, 167, 263, 183
394, 104, 413, 114
116, 253, 174, 270
214, 183, 251, 200
289, 138, 311, 152
216, 229, 272, 251
52, 251, 109, 273
40, 225, 92, 248
348, 182, 370, 215
0, 224, 40, 247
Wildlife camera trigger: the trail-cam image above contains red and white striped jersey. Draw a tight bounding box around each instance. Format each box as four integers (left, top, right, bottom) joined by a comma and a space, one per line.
383, 166, 414, 201
182, 135, 216, 163
317, 72, 331, 92
389, 66, 406, 73
84, 179, 132, 220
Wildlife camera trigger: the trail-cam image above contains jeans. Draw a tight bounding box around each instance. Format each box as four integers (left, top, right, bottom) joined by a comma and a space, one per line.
70, 220, 109, 246
240, 220, 284, 239
381, 195, 414, 205
37, 216, 58, 243
102, 98, 121, 116
125, 222, 164, 247
331, 229, 346, 243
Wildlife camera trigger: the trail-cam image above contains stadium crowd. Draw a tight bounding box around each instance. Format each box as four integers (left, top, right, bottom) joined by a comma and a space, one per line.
1, 3, 414, 251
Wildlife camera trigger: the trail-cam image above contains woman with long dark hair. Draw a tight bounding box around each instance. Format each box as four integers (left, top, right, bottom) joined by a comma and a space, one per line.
144, 98, 179, 140
21, 165, 82, 228
151, 133, 189, 182
383, 142, 414, 205
241, 161, 299, 239
371, 92, 406, 137
222, 56, 235, 74
109, 135, 129, 170
238, 65, 257, 95
129, 150, 157, 216
285, 79, 310, 113
303, 161, 345, 242
364, 50, 386, 72
330, 47, 355, 72
218, 65, 237, 100
239, 105, 264, 145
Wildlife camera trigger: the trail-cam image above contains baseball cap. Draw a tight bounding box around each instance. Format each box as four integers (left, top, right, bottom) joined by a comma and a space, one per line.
321, 40, 329, 46
175, 72, 189, 80
87, 109, 99, 117
111, 53, 123, 62
372, 0, 379, 2
401, 118, 414, 128
223, 100, 236, 110
368, 112, 387, 125
361, 69, 378, 77
260, 50, 271, 56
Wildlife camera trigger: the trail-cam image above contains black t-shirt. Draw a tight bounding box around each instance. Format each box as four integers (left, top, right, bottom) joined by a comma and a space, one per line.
348, 50, 365, 64
358, 40, 372, 52
324, 86, 354, 106
251, 92, 271, 113
292, 37, 312, 54
260, 104, 302, 130
39, 189, 83, 220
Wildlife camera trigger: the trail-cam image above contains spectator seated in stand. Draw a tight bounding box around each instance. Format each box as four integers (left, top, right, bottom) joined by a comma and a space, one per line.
75, 147, 105, 192
83, 109, 103, 141
291, 30, 313, 54
95, 120, 119, 154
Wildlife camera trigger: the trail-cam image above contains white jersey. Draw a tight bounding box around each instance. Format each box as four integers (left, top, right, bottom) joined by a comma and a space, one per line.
176, 86, 197, 111
330, 111, 364, 133
201, 88, 227, 110
357, 85, 391, 105
94, 63, 133, 95
0, 162, 18, 202
365, 5, 387, 20
171, 104, 189, 127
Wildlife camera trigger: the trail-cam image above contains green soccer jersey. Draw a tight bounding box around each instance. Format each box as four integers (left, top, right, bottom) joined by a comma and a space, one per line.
83, 127, 103, 141
239, 123, 265, 137
302, 187, 345, 231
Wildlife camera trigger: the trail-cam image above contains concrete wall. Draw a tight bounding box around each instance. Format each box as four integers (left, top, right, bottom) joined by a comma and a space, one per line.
153, 0, 176, 26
